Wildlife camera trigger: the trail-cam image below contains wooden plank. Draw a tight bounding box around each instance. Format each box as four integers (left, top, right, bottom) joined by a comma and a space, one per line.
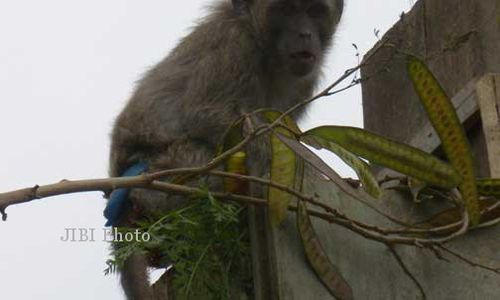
475, 74, 500, 177
407, 77, 479, 153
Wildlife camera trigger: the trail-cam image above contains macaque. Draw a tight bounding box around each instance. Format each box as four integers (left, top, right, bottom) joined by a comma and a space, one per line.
108, 0, 343, 298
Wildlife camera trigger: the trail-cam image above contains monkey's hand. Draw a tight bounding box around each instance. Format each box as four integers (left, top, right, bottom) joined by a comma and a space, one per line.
104, 162, 149, 227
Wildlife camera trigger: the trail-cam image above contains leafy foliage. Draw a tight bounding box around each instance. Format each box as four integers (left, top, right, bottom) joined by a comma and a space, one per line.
106, 193, 252, 299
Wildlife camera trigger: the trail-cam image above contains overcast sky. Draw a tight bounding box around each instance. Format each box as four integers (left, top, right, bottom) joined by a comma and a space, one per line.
0, 1, 414, 299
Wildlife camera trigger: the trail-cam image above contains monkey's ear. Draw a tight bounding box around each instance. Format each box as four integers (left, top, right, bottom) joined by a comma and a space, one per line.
232, 0, 251, 15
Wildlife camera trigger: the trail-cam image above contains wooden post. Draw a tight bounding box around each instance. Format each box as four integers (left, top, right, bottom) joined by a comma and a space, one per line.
476, 75, 500, 176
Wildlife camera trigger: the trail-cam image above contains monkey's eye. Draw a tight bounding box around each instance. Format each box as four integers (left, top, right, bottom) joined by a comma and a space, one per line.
307, 3, 328, 18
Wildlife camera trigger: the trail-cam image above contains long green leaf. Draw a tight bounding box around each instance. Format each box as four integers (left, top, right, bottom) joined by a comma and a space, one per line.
224, 151, 248, 194
262, 110, 299, 226
217, 119, 248, 194
303, 135, 382, 198
269, 131, 297, 225
261, 110, 302, 135
304, 126, 461, 189
408, 55, 480, 224
275, 133, 378, 204
297, 201, 353, 299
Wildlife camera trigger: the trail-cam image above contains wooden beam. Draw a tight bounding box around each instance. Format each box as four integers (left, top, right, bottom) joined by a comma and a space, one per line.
476, 74, 500, 177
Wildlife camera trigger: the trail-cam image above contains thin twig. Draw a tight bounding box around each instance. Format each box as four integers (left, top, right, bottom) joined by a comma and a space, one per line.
0, 175, 153, 220
388, 246, 427, 300
437, 245, 500, 274
482, 200, 500, 215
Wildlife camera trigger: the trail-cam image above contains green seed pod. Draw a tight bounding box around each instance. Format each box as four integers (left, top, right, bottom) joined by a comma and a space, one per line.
304, 126, 462, 189
297, 201, 353, 300
262, 110, 301, 226
477, 178, 500, 197
407, 55, 480, 224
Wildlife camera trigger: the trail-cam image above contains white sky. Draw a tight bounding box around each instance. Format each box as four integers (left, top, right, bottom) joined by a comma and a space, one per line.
0, 1, 414, 299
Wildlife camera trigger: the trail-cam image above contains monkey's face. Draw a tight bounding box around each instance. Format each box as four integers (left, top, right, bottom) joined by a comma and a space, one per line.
264, 0, 343, 78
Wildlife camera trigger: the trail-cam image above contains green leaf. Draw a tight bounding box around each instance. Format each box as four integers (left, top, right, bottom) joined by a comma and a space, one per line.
302, 135, 382, 198
262, 110, 299, 226
224, 151, 248, 194
408, 55, 480, 224
261, 110, 302, 136
303, 126, 461, 189
268, 132, 297, 226
216, 118, 249, 194
275, 133, 378, 204
297, 201, 353, 299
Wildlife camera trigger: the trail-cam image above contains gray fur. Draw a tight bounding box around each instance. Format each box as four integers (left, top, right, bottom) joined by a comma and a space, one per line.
109, 0, 343, 298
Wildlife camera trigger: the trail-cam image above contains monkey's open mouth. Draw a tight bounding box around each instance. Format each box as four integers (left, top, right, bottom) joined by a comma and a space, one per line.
290, 51, 316, 61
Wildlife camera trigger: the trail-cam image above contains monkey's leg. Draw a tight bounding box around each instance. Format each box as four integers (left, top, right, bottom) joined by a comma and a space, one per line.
117, 139, 218, 300
115, 187, 175, 300
120, 252, 153, 300
152, 267, 175, 300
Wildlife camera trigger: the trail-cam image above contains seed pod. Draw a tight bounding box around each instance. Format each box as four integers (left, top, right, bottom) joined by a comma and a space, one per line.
297, 201, 353, 300
477, 178, 500, 198
407, 55, 480, 224
262, 110, 300, 226
224, 151, 248, 194
304, 126, 461, 189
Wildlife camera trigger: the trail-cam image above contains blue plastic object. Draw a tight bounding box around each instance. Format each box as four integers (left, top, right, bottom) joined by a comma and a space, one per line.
104, 162, 149, 227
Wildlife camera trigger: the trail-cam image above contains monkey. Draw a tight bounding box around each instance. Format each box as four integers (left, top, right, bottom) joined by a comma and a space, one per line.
107, 0, 343, 299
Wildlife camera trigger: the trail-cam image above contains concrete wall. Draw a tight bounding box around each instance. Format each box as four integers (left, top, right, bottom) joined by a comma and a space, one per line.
267, 174, 500, 299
